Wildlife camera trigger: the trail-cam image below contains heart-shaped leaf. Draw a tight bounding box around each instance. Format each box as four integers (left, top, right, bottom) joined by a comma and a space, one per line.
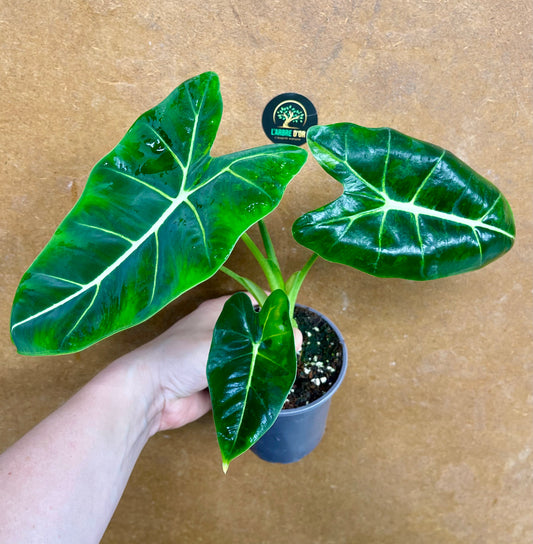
294, 123, 515, 280
207, 290, 296, 472
11, 72, 307, 355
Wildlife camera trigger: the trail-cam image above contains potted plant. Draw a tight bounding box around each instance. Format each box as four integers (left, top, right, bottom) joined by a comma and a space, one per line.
10, 72, 515, 472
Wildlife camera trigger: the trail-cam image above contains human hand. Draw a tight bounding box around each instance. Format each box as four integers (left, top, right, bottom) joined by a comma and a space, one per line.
123, 294, 304, 435
126, 296, 232, 433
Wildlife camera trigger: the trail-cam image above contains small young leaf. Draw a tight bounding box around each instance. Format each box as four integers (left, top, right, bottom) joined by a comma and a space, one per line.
207, 290, 296, 471
295, 123, 515, 280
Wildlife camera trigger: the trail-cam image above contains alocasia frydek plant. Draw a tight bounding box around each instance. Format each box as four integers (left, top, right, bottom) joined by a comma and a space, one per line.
10, 72, 515, 471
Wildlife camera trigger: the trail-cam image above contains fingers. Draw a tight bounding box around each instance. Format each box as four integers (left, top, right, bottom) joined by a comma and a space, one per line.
293, 327, 303, 352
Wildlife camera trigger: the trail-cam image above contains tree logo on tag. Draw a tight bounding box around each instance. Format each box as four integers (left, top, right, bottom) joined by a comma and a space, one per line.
262, 93, 318, 146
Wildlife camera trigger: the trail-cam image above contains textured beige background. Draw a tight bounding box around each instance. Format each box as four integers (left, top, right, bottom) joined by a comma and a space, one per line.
1, 1, 532, 542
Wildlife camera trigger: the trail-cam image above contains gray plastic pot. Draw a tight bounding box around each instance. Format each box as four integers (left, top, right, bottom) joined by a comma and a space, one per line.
251, 305, 348, 464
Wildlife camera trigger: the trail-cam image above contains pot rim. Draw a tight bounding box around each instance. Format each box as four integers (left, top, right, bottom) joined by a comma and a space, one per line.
277, 303, 348, 416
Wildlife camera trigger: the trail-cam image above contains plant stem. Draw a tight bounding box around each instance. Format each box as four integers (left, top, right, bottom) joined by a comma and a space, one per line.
223, 226, 319, 320
219, 267, 268, 307
258, 220, 280, 270
285, 253, 319, 318
241, 232, 284, 291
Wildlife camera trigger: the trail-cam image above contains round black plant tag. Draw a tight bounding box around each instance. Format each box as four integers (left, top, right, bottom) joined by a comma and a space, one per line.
262, 93, 318, 146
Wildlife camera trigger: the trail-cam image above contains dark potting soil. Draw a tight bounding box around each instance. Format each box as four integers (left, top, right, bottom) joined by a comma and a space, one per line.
283, 306, 344, 409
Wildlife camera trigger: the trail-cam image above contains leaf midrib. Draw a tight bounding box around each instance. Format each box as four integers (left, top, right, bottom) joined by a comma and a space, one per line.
226, 303, 275, 457
11, 146, 293, 333
11, 86, 207, 333
319, 196, 513, 239
11, 190, 193, 332
381, 196, 514, 238
312, 134, 514, 240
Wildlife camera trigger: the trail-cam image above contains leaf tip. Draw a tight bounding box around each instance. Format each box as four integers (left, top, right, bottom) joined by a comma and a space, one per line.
222, 460, 230, 474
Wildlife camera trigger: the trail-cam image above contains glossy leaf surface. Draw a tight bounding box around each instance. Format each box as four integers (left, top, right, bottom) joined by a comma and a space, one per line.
11, 72, 307, 354
207, 291, 296, 471
294, 123, 515, 280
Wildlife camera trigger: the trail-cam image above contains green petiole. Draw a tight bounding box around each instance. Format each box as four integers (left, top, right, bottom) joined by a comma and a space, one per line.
222, 222, 319, 324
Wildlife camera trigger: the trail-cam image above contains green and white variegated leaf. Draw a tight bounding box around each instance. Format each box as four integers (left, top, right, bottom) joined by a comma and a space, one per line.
207, 290, 296, 472
294, 123, 515, 280
11, 72, 307, 355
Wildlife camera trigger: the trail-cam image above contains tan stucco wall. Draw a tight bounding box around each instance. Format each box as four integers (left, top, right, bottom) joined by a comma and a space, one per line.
1, 1, 531, 542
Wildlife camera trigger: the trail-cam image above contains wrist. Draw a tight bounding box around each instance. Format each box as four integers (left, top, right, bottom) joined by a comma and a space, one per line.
93, 353, 164, 442
109, 347, 208, 438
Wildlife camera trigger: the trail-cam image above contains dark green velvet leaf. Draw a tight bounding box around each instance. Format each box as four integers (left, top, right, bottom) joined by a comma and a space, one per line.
11, 72, 307, 355
294, 123, 515, 280
207, 290, 296, 472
